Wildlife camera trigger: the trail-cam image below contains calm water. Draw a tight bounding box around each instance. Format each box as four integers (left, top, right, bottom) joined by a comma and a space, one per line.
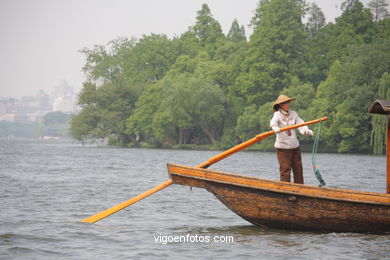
0, 139, 389, 259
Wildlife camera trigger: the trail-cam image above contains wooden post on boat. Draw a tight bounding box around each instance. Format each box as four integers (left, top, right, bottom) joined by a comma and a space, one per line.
368, 100, 390, 194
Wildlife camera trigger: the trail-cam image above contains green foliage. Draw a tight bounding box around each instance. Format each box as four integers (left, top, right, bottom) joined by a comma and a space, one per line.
81, 37, 136, 83
368, 0, 390, 21
71, 1, 390, 153
125, 83, 163, 143
306, 0, 376, 86
309, 37, 390, 152
249, 0, 270, 30
371, 72, 390, 154
233, 0, 307, 106
70, 81, 140, 145
69, 106, 101, 142
191, 4, 226, 57
124, 34, 182, 83
127, 70, 226, 145
235, 105, 261, 141
305, 2, 326, 38
44, 111, 71, 125
227, 19, 246, 42
43, 111, 71, 137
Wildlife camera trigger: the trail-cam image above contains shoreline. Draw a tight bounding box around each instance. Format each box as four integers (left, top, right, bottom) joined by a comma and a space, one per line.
0, 137, 382, 155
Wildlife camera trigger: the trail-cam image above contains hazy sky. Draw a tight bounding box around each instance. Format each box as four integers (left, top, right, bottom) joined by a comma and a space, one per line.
0, 0, 371, 98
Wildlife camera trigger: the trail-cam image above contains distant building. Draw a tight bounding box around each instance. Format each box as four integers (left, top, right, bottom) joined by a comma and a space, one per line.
0, 80, 79, 123
52, 96, 76, 113
0, 113, 16, 122
0, 91, 51, 122
51, 79, 79, 113
0, 98, 16, 114
36, 90, 51, 111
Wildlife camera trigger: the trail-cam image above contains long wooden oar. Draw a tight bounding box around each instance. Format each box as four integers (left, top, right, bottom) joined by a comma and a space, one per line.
81, 116, 327, 223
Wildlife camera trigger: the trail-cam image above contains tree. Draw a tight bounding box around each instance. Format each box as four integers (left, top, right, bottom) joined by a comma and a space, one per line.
305, 2, 326, 38
338, 0, 374, 42
172, 31, 201, 59
44, 111, 71, 125
80, 37, 136, 84
368, 0, 390, 21
70, 80, 140, 145
306, 0, 375, 86
374, 16, 390, 42
213, 42, 247, 93
371, 72, 390, 154
178, 75, 226, 144
123, 34, 182, 84
43, 111, 71, 137
70, 0, 390, 152
190, 4, 226, 57
234, 0, 307, 106
126, 49, 229, 146
227, 19, 246, 42
126, 83, 164, 145
235, 105, 261, 141
81, 35, 182, 86
249, 0, 270, 30
310, 38, 390, 152
281, 79, 316, 120
69, 106, 101, 143
147, 75, 226, 145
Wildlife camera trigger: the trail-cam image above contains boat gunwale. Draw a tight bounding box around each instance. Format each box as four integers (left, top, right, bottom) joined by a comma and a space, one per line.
168, 163, 390, 205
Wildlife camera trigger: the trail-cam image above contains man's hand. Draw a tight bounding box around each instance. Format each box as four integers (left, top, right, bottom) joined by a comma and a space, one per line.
304, 129, 314, 136
272, 126, 280, 133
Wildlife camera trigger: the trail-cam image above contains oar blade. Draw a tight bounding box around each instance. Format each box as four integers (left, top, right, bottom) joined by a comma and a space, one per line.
81, 180, 173, 223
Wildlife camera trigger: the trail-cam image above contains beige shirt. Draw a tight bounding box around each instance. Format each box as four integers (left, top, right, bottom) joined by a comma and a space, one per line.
269, 110, 309, 149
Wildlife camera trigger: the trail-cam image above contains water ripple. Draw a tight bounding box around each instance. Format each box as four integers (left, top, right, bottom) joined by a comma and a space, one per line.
0, 139, 389, 259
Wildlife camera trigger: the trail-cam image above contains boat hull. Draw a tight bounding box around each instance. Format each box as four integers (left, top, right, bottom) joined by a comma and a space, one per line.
168, 164, 390, 233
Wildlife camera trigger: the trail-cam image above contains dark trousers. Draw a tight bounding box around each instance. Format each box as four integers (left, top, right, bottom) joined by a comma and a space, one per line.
276, 147, 304, 184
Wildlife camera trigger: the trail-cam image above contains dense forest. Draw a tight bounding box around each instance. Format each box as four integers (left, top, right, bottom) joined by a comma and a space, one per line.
69, 0, 390, 154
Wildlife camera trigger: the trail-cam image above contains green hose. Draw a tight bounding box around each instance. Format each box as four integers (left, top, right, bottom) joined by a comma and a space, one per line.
312, 120, 326, 186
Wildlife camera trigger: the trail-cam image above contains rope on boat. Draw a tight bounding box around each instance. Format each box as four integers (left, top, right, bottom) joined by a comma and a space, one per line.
312, 119, 326, 186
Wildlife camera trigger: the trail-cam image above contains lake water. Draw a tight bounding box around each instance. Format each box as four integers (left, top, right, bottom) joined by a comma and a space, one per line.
0, 139, 389, 259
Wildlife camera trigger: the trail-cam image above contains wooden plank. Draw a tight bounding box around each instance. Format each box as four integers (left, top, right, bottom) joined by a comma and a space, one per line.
207, 181, 390, 232
168, 164, 390, 205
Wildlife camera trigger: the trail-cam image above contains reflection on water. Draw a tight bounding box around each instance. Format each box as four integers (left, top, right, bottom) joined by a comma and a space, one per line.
0, 139, 388, 259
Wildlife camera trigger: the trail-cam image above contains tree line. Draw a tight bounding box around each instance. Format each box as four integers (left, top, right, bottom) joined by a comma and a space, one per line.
70, 0, 390, 154
0, 111, 71, 138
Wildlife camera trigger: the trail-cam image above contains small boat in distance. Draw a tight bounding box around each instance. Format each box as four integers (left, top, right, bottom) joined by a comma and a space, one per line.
167, 100, 390, 233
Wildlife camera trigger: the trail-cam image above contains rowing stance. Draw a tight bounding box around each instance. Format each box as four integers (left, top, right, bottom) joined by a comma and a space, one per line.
270, 94, 313, 184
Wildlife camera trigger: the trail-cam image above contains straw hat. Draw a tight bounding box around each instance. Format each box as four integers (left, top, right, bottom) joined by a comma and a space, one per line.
272, 94, 296, 106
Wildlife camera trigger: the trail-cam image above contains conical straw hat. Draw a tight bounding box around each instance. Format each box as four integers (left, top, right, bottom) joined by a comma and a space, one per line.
272, 94, 296, 106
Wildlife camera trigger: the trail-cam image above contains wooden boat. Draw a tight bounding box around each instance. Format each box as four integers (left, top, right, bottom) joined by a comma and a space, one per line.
168, 164, 390, 232
167, 100, 390, 233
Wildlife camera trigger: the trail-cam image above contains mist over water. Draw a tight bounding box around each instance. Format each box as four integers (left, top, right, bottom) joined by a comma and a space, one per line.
0, 139, 388, 259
